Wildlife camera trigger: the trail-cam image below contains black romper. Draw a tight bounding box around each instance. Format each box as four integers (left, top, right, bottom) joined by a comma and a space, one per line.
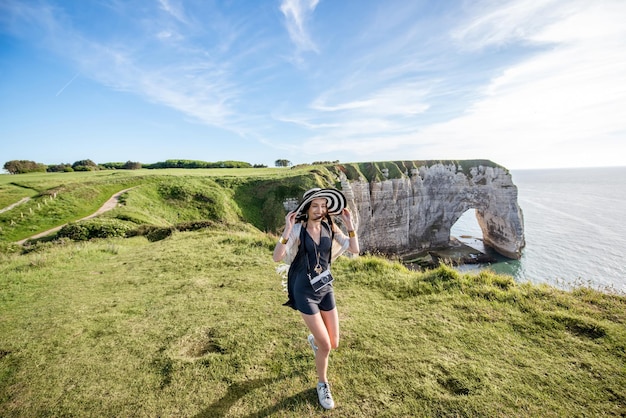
285, 223, 335, 315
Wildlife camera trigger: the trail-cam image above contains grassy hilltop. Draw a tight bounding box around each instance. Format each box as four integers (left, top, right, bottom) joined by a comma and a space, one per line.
0, 164, 624, 417
0, 160, 502, 244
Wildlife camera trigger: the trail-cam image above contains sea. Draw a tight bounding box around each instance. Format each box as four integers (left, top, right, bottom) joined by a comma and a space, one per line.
451, 166, 626, 294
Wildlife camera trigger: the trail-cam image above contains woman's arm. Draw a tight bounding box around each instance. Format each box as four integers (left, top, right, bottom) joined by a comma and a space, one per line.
339, 208, 360, 254
273, 211, 298, 262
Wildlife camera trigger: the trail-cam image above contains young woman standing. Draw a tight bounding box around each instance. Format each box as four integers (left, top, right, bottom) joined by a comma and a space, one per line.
273, 188, 360, 410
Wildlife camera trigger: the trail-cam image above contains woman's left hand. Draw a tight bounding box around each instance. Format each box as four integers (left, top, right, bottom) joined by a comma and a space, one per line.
341, 208, 354, 228
341, 207, 360, 253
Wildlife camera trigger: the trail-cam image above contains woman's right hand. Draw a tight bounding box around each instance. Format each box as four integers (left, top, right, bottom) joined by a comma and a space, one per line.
274, 211, 297, 262
284, 211, 297, 234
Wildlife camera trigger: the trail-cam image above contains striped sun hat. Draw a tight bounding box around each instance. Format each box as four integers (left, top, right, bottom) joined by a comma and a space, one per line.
295, 188, 347, 218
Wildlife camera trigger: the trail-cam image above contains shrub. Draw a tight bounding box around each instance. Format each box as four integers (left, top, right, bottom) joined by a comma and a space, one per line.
3, 160, 47, 174
58, 219, 133, 241
128, 225, 175, 242
176, 220, 217, 231
145, 227, 174, 242
72, 159, 98, 170
58, 223, 89, 241
128, 220, 224, 242
47, 163, 73, 172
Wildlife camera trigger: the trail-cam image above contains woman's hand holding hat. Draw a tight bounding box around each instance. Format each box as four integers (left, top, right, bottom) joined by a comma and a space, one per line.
285, 211, 297, 231
340, 208, 354, 229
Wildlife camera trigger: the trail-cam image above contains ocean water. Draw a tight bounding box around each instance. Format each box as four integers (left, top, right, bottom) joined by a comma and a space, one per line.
451, 166, 626, 293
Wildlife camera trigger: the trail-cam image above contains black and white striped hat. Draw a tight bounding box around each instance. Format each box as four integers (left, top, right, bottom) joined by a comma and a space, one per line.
295, 188, 346, 218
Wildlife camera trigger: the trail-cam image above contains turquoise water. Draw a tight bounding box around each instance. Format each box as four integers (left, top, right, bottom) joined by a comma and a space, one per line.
451, 166, 626, 293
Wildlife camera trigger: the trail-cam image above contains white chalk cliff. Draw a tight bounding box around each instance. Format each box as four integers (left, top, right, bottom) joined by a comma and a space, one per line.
336, 162, 525, 259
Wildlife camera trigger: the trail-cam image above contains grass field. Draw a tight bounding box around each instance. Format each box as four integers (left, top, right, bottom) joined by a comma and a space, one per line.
1, 229, 624, 417
0, 167, 625, 417
0, 168, 296, 243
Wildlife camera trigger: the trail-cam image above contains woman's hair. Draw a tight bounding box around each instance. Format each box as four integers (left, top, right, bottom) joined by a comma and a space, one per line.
295, 201, 312, 222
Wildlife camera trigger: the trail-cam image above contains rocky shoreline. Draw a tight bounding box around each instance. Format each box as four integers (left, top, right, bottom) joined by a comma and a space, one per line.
402, 237, 497, 270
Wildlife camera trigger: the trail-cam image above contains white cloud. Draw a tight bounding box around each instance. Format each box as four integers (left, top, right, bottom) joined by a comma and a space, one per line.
451, 0, 566, 49
418, 0, 626, 168
311, 83, 431, 117
279, 0, 319, 53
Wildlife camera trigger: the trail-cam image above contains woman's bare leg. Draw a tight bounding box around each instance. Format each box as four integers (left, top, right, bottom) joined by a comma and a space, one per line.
320, 308, 339, 349
301, 308, 339, 382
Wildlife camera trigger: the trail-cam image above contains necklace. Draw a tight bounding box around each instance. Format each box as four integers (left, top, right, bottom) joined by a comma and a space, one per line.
312, 239, 323, 274
308, 225, 324, 274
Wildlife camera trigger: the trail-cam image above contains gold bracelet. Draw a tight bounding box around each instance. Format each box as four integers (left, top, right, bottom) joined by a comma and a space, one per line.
279, 236, 289, 245
348, 230, 356, 238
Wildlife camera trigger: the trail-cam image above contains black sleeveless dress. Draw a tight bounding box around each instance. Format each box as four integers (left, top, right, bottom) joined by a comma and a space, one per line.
284, 223, 335, 315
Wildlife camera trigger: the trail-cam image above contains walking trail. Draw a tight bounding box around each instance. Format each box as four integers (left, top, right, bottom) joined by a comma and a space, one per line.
0, 197, 31, 214
15, 187, 136, 245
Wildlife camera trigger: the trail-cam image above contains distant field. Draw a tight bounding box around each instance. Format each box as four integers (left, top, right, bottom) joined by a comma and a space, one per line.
0, 167, 300, 243
0, 167, 291, 188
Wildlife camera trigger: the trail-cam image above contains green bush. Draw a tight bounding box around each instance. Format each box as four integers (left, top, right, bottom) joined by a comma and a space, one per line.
58, 219, 133, 241
128, 221, 223, 242
176, 220, 217, 231
127, 225, 173, 242
145, 227, 174, 242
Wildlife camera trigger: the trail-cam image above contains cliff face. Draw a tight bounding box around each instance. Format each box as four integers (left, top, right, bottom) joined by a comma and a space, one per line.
336, 162, 525, 259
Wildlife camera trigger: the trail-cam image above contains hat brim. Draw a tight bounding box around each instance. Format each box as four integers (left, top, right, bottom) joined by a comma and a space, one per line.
295, 188, 346, 217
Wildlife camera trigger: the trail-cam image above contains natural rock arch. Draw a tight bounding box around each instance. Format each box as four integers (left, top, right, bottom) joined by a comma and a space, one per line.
337, 161, 525, 259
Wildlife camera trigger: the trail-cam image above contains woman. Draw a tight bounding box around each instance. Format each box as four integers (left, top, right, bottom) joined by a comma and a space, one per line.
273, 188, 360, 410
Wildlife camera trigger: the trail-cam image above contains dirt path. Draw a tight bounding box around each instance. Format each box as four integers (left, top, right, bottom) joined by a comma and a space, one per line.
0, 197, 31, 214
16, 187, 136, 245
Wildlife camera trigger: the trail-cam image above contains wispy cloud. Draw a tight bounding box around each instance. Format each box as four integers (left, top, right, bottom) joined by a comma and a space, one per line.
451, 0, 566, 50
311, 83, 431, 117
158, 0, 189, 25
279, 0, 319, 53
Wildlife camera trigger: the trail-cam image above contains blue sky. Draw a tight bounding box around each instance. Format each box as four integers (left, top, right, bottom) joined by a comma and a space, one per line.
1, 0, 625, 170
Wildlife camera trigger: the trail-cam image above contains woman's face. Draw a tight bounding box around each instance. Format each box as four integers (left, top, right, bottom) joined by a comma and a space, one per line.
307, 198, 328, 221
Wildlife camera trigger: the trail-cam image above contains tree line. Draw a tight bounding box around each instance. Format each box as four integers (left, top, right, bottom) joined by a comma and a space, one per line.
2, 158, 342, 174
274, 159, 339, 167
2, 159, 269, 174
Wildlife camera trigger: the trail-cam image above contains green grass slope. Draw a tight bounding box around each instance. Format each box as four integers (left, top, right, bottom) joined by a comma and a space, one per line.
0, 228, 624, 417
0, 167, 294, 243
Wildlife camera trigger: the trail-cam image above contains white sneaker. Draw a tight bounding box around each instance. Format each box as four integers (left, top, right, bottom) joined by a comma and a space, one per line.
317, 382, 335, 409
307, 334, 318, 356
